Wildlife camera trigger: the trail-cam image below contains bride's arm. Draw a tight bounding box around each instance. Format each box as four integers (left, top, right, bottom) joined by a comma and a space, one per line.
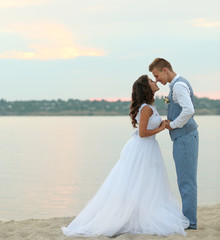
139, 106, 166, 138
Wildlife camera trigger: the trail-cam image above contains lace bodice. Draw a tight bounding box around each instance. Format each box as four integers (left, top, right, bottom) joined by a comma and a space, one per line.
135, 103, 162, 130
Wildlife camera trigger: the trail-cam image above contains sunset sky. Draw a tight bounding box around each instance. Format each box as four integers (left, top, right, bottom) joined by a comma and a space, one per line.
0, 0, 220, 100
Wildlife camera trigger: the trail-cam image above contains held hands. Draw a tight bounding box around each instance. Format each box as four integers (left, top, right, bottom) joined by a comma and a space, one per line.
165, 120, 173, 130
160, 120, 173, 130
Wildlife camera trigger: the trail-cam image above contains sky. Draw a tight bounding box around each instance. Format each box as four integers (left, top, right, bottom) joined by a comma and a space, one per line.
0, 0, 220, 101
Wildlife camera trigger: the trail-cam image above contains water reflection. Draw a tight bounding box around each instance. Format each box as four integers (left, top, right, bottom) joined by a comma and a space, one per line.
0, 116, 219, 221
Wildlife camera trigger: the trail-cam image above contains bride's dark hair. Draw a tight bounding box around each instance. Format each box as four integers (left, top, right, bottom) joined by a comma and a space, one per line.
129, 75, 154, 128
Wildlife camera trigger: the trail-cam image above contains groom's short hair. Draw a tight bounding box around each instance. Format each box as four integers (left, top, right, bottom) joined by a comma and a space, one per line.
149, 58, 173, 72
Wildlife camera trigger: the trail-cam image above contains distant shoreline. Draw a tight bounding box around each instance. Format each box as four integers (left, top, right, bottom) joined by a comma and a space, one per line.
0, 97, 219, 116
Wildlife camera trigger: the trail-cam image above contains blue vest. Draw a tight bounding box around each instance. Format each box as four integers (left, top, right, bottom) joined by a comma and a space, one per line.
167, 76, 198, 141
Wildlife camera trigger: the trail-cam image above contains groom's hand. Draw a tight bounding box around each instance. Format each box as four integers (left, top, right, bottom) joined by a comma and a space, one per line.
165, 120, 173, 130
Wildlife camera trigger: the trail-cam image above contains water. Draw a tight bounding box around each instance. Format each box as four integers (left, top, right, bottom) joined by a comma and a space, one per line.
0, 116, 219, 221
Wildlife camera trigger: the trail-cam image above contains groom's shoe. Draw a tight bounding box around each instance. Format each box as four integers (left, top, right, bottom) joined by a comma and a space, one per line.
186, 224, 197, 230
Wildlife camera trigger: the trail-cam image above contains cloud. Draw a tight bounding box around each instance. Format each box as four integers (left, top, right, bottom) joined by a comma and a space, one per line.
0, 22, 105, 60
0, 0, 50, 8
189, 18, 220, 28
84, 5, 108, 12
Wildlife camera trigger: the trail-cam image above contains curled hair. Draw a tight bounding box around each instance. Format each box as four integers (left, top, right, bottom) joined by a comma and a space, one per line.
129, 75, 154, 128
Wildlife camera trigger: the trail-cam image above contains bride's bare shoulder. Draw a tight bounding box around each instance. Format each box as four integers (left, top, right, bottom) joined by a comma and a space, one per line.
140, 105, 153, 116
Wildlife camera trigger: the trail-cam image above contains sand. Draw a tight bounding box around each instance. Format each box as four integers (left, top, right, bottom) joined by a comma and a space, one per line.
0, 204, 219, 240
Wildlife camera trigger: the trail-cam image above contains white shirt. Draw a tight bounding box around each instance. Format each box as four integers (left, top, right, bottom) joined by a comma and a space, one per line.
169, 75, 195, 129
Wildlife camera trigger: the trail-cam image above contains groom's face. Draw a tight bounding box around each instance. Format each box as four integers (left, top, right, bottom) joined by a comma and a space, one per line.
152, 68, 168, 85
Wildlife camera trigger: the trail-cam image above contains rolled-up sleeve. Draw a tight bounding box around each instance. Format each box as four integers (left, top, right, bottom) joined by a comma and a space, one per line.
170, 82, 195, 129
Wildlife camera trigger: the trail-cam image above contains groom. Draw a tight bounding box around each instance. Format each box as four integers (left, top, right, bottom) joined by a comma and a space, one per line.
149, 58, 199, 230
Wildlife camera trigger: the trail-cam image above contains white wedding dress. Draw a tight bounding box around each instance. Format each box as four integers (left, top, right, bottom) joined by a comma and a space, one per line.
62, 103, 189, 237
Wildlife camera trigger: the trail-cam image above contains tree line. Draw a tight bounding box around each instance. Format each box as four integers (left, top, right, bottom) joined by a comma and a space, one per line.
0, 96, 219, 116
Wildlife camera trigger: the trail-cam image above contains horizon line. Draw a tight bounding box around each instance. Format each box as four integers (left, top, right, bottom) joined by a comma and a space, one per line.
1, 95, 220, 102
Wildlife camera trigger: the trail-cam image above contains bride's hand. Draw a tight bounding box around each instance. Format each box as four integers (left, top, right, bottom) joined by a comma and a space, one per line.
159, 120, 167, 130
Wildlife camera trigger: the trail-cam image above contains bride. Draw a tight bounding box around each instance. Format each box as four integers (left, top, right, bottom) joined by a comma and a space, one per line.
61, 75, 189, 237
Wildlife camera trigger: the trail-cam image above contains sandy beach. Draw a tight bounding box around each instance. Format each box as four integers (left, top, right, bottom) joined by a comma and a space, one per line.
0, 204, 219, 240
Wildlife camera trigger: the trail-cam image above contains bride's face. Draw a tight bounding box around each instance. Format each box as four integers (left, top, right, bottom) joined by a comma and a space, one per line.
148, 78, 159, 93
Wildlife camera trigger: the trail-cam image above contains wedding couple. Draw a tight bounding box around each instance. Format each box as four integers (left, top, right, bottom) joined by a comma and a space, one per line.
62, 58, 199, 237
